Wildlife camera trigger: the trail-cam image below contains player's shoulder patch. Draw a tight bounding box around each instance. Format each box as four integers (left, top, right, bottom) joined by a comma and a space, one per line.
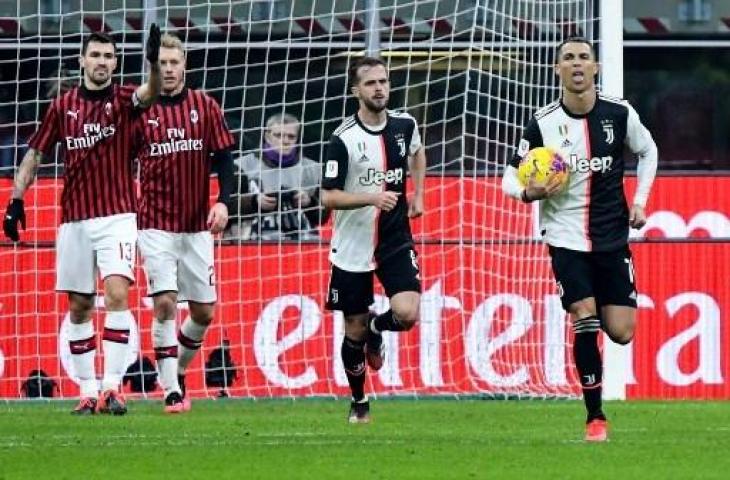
534, 100, 561, 120
333, 116, 357, 136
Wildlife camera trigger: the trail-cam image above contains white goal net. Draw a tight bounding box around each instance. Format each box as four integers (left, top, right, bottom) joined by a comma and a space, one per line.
0, 0, 601, 399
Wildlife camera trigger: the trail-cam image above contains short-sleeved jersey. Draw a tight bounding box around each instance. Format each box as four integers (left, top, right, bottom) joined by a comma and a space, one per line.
135, 88, 234, 232
322, 110, 421, 272
510, 94, 655, 252
28, 84, 139, 223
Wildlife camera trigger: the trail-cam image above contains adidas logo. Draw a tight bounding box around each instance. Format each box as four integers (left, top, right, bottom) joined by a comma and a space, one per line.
561, 138, 572, 148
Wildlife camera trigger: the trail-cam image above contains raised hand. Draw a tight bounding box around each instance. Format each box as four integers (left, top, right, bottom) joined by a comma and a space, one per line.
146, 23, 161, 64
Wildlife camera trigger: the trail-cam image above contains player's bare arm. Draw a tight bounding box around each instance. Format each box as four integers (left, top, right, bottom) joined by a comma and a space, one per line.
321, 188, 399, 212
135, 23, 161, 107
407, 146, 425, 218
11, 148, 44, 200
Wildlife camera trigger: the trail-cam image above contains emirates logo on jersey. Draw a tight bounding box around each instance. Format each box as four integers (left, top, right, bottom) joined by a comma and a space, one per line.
65, 123, 116, 150
149, 127, 203, 156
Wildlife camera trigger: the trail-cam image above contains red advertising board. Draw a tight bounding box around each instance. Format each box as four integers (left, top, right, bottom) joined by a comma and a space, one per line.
0, 242, 728, 400
2, 176, 729, 243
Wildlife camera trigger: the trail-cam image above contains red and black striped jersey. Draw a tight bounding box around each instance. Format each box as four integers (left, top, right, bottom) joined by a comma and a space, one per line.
134, 88, 234, 232
28, 84, 139, 223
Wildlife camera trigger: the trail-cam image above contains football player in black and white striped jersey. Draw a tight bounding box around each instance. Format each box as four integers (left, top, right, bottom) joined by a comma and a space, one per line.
321, 57, 426, 423
503, 37, 658, 442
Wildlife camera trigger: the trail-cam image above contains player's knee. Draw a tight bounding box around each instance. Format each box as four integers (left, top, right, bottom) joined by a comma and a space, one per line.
393, 307, 419, 331
343, 314, 368, 340
68, 295, 94, 323
103, 280, 130, 310
104, 291, 128, 310
190, 305, 215, 327
607, 327, 634, 345
569, 299, 597, 320
153, 294, 177, 320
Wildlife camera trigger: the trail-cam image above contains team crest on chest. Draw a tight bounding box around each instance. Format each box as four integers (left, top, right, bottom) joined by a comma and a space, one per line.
395, 133, 406, 157
601, 119, 614, 144
104, 102, 112, 116
190, 109, 199, 124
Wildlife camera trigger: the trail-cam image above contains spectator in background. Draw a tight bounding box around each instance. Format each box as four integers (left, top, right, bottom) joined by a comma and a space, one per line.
226, 113, 325, 240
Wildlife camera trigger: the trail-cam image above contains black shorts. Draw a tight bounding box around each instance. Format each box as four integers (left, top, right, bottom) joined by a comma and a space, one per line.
548, 245, 637, 311
325, 247, 422, 315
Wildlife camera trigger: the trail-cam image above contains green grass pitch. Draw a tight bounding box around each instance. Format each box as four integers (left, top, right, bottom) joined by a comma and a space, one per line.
1, 399, 729, 479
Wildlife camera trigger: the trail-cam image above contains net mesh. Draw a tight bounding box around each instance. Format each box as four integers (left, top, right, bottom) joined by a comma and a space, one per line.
0, 0, 600, 399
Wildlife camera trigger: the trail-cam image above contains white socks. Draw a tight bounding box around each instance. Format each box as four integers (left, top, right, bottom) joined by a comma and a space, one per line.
153, 318, 181, 396
68, 321, 98, 399
177, 316, 207, 374
101, 310, 132, 392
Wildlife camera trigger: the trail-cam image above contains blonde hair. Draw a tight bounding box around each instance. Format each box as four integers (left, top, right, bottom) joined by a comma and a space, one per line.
160, 33, 185, 55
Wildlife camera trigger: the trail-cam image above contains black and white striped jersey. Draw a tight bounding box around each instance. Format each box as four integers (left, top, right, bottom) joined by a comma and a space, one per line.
508, 94, 657, 252
322, 110, 421, 271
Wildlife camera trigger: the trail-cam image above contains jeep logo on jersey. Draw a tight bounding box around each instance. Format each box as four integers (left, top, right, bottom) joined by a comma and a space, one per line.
568, 154, 613, 173
359, 167, 404, 186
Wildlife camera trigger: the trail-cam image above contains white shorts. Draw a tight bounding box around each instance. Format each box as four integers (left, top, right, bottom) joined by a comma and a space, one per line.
138, 229, 217, 303
56, 213, 137, 294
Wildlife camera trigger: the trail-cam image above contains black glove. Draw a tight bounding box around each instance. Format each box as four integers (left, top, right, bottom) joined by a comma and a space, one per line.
3, 198, 25, 242
146, 23, 161, 64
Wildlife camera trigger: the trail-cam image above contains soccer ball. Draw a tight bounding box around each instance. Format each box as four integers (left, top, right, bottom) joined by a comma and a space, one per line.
517, 147, 570, 190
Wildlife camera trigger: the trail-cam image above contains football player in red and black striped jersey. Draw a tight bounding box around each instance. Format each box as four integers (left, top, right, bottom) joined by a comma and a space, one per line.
3, 26, 162, 415
133, 33, 235, 413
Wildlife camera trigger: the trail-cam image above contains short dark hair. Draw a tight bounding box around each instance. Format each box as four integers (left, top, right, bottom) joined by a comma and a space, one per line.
348, 56, 387, 87
555, 36, 596, 60
82, 32, 117, 55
